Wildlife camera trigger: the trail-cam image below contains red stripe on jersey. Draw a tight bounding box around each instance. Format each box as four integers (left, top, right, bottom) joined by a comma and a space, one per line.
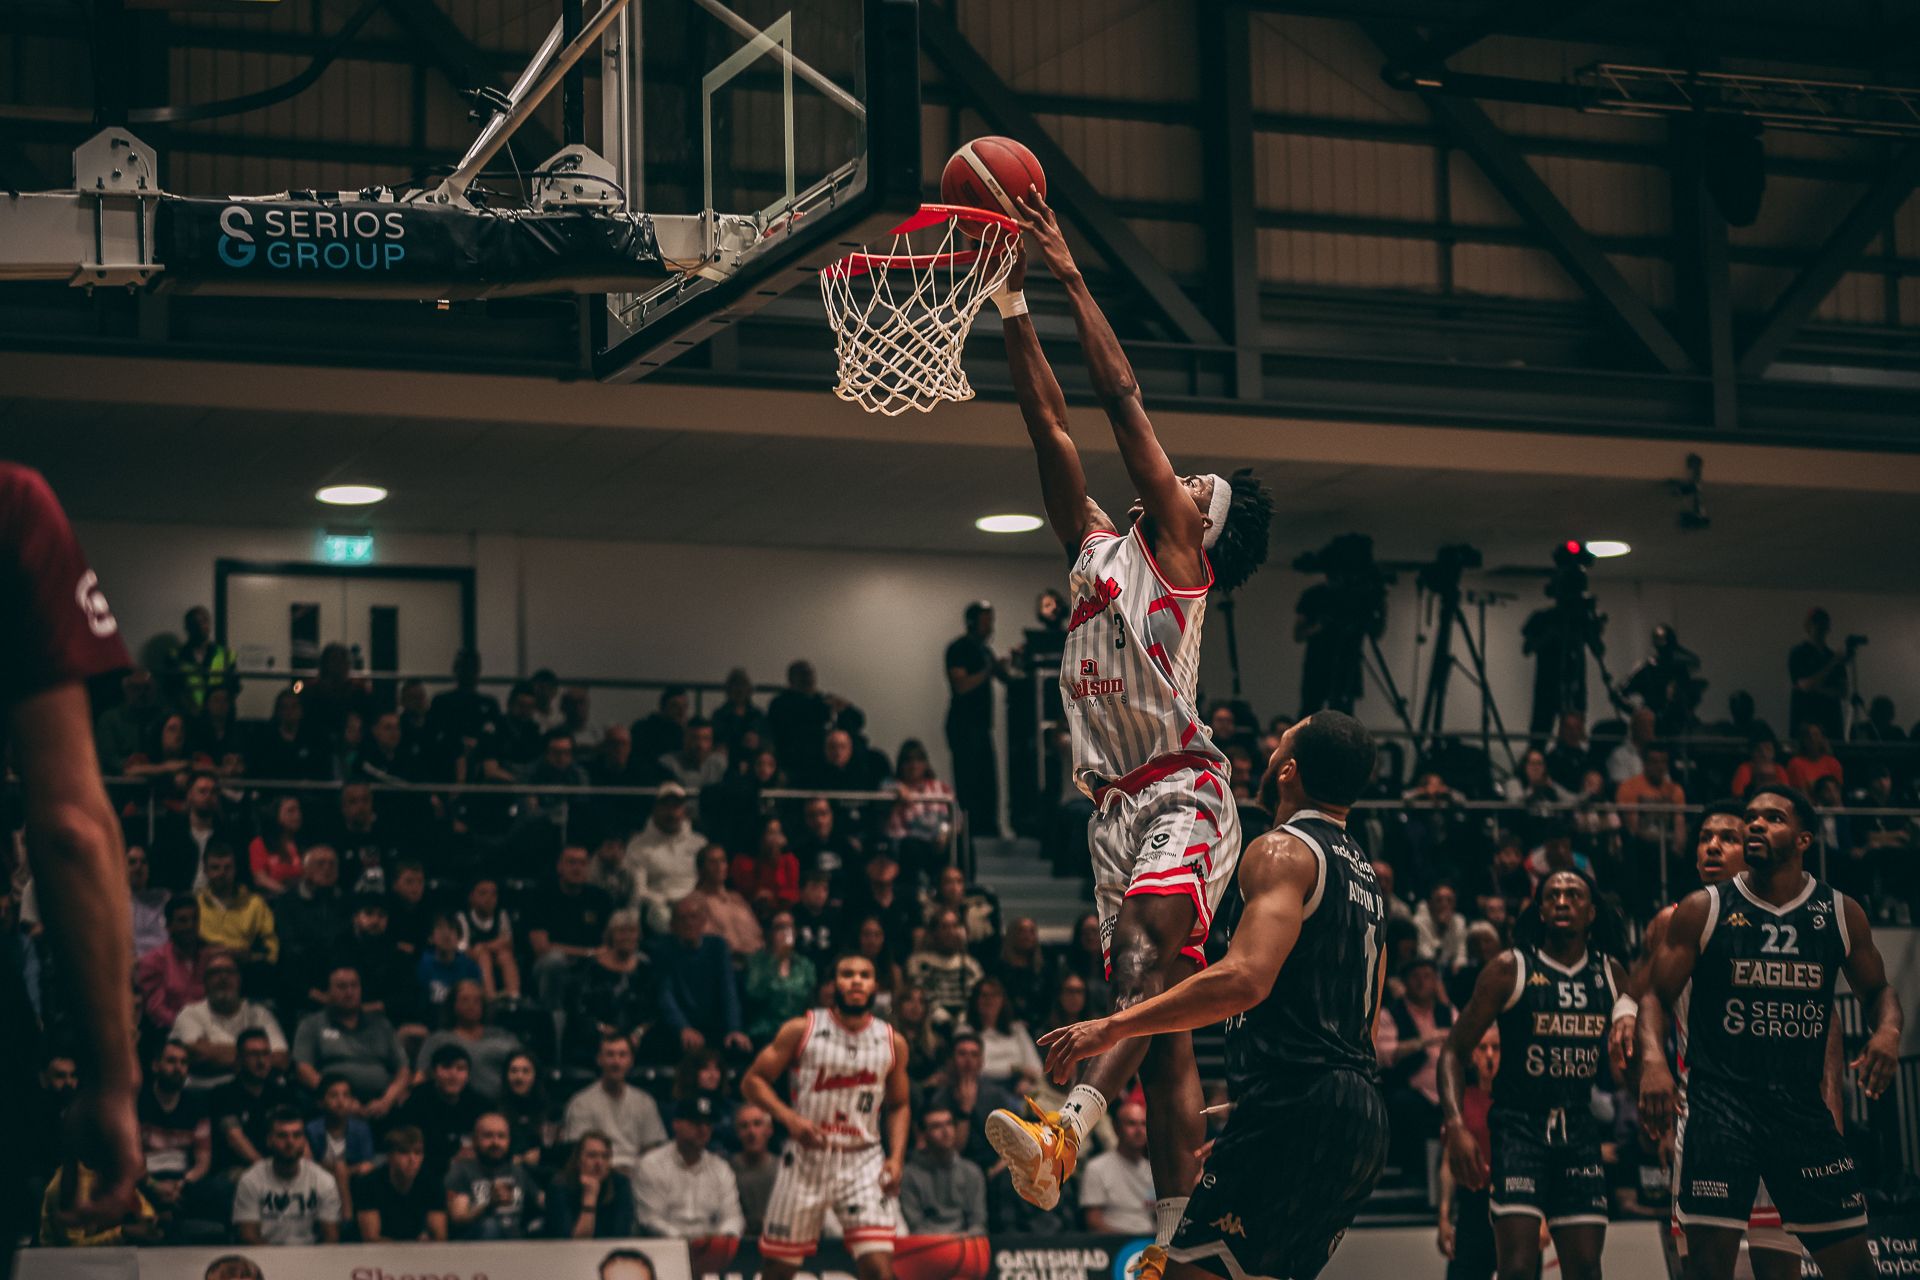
1134, 864, 1199, 883
1194, 803, 1221, 832
1179, 719, 1198, 748
1124, 878, 1211, 936
1147, 593, 1187, 633
845, 1229, 899, 1241
1092, 751, 1222, 804
1184, 841, 1215, 873
1146, 642, 1173, 680
1194, 770, 1223, 797
759, 1239, 817, 1258
1130, 523, 1213, 599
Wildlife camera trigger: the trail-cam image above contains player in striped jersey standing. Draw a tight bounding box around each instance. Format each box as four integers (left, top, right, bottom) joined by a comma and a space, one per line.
984, 188, 1274, 1275
742, 954, 910, 1280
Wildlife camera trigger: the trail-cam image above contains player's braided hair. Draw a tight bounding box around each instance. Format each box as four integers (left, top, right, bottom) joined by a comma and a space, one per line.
1513, 865, 1629, 962
1209, 467, 1273, 595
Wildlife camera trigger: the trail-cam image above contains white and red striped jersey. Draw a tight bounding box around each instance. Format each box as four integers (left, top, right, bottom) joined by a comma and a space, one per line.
786, 1008, 895, 1151
1060, 524, 1223, 798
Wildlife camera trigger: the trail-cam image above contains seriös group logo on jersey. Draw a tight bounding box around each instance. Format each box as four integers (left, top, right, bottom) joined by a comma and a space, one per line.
217, 204, 407, 271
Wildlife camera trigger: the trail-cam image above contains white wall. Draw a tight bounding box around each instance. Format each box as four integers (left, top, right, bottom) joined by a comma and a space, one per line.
76, 520, 1920, 781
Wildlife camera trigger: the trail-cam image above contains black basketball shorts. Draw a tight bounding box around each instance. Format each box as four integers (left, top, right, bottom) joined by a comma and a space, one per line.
1169, 1068, 1388, 1280
1674, 1076, 1867, 1249
1487, 1107, 1610, 1229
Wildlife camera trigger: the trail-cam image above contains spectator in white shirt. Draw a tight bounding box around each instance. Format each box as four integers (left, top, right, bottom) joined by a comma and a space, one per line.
957, 976, 1043, 1095
563, 1033, 666, 1176
630, 1095, 744, 1245
1078, 1101, 1154, 1236
624, 783, 706, 932
1411, 883, 1469, 974
233, 1108, 342, 1244
173, 949, 289, 1088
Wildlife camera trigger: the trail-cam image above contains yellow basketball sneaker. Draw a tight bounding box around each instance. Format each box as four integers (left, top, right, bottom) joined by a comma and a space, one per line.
985, 1096, 1080, 1209
1127, 1245, 1168, 1280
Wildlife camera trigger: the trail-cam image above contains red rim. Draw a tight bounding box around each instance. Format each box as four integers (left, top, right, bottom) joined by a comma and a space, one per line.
823, 203, 1018, 278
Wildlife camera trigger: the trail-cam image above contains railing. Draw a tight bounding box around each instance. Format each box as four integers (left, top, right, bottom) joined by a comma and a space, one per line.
231, 669, 790, 718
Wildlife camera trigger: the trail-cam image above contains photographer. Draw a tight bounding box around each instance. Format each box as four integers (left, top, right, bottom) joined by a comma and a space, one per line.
1522, 545, 1606, 740
1788, 607, 1857, 738
1293, 534, 1387, 717
1622, 624, 1704, 735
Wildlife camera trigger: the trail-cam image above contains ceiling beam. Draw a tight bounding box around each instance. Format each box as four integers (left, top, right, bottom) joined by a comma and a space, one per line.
1364, 24, 1692, 375
919, 3, 1224, 346
1739, 145, 1920, 379
1670, 119, 1737, 430
1198, 1, 1261, 398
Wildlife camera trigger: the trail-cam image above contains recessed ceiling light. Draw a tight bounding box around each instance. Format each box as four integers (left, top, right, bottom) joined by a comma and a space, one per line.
1586, 540, 1631, 558
975, 513, 1044, 534
316, 484, 388, 506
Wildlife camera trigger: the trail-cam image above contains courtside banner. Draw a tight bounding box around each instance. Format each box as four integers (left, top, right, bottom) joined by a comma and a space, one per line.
702, 1235, 1144, 1280
16, 1240, 690, 1280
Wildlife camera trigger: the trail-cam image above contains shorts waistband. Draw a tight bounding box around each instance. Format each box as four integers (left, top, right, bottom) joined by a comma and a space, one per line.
1091, 752, 1223, 807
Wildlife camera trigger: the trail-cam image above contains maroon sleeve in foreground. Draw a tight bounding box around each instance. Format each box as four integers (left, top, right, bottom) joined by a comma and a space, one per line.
0, 463, 132, 710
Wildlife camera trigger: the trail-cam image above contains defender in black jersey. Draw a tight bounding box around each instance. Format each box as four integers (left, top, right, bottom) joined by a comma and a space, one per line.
1040, 713, 1387, 1280
1441, 869, 1628, 1280
1642, 785, 1903, 1280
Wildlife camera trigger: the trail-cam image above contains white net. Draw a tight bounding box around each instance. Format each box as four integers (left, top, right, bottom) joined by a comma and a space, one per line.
819, 206, 1018, 416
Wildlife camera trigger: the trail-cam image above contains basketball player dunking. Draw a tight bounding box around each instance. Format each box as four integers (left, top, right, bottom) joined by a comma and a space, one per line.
742, 954, 910, 1280
1639, 786, 1902, 1280
1441, 868, 1629, 1280
1040, 714, 1390, 1280
1625, 800, 1846, 1280
984, 188, 1274, 1271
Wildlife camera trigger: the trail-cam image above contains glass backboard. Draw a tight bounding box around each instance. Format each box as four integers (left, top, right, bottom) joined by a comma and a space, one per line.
594, 0, 921, 381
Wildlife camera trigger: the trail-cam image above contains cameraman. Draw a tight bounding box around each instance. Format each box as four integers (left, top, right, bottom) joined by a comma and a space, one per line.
1788, 607, 1856, 738
1293, 534, 1386, 716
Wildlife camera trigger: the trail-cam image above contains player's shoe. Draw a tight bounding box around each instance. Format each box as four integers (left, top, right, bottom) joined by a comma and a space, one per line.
985, 1096, 1079, 1209
1126, 1245, 1168, 1280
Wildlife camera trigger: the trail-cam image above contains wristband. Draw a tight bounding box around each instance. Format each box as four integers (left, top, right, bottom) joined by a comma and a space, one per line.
994, 289, 1029, 319
1611, 993, 1638, 1024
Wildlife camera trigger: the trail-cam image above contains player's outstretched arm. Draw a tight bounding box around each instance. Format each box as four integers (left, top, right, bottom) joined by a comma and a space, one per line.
1438, 950, 1517, 1192
1014, 189, 1206, 583
1639, 890, 1708, 1139
1037, 831, 1314, 1080
1001, 244, 1112, 553
1839, 893, 1903, 1100
741, 1016, 824, 1148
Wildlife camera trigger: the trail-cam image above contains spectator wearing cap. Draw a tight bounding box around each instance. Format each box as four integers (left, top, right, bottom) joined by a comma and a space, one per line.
354, 1126, 448, 1242
173, 948, 289, 1089
292, 965, 410, 1119
660, 717, 728, 818
686, 844, 764, 958
625, 782, 706, 933
563, 1033, 667, 1177
398, 1041, 488, 1184
136, 894, 209, 1032
729, 818, 800, 912
196, 844, 278, 967
630, 1094, 745, 1259
652, 897, 752, 1060
543, 1130, 637, 1239
1373, 957, 1455, 1185
527, 844, 615, 1008
901, 1103, 988, 1236
946, 601, 1012, 838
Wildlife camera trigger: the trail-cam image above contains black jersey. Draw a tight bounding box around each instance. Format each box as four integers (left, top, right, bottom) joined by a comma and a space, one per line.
1684, 874, 1848, 1099
1219, 811, 1385, 1099
1491, 944, 1615, 1128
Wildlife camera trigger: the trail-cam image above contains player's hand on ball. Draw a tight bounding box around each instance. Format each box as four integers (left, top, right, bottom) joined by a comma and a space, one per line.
1852, 1027, 1899, 1100
1038, 1018, 1118, 1084
1637, 1058, 1677, 1140
1442, 1122, 1487, 1192
1012, 188, 1077, 282
789, 1115, 828, 1150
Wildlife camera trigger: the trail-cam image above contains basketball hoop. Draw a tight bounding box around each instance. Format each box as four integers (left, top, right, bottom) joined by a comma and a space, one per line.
819, 204, 1019, 416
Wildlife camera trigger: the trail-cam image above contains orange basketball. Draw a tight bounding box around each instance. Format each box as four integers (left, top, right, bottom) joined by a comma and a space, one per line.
892, 1233, 991, 1280
941, 136, 1047, 219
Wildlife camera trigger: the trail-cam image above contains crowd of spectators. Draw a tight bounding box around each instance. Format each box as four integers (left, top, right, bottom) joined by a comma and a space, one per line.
8, 596, 1919, 1252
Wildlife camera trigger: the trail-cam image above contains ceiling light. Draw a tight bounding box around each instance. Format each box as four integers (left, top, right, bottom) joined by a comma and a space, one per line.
975, 513, 1044, 534
315, 484, 388, 506
1585, 540, 1631, 558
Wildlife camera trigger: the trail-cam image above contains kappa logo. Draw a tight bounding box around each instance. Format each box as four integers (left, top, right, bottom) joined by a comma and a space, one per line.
1212, 1214, 1247, 1237
1528, 971, 1550, 986
1724, 912, 1752, 927
1082, 658, 1100, 677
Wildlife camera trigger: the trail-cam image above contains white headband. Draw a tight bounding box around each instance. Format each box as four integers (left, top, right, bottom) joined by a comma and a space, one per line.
1202, 473, 1232, 549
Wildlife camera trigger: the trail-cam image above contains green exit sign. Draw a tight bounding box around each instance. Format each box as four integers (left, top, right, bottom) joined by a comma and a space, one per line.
321, 533, 375, 565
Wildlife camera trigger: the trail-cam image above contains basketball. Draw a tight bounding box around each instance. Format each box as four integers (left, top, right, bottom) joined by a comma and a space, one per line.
942, 135, 1047, 218
893, 1234, 991, 1280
